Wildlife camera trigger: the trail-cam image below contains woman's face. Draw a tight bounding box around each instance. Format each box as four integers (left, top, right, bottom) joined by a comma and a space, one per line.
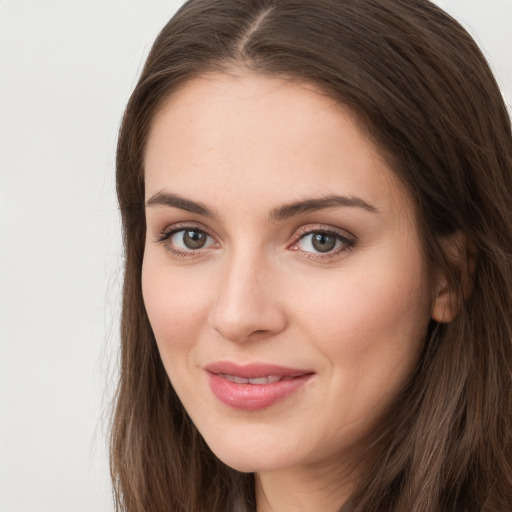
142, 73, 435, 475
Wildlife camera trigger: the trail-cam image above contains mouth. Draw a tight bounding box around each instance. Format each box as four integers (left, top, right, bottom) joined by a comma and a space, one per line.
219, 374, 296, 384
204, 362, 314, 410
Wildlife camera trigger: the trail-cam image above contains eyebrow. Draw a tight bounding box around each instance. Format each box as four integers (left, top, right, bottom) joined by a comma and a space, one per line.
146, 191, 217, 217
269, 195, 378, 221
145, 191, 378, 219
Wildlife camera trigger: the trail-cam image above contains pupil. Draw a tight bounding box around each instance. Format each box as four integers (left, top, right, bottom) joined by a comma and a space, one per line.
312, 233, 336, 253
183, 230, 206, 249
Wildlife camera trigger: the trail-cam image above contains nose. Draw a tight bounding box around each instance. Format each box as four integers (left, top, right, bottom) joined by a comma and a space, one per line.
208, 251, 287, 343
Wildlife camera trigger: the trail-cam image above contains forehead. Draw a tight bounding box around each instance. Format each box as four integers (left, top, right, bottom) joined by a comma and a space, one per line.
144, 72, 411, 219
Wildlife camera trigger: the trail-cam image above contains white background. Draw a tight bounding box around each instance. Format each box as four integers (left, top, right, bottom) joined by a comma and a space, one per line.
0, 1, 511, 511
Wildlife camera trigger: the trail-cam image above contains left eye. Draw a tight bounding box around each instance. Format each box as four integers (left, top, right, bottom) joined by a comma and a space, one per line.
169, 229, 215, 251
297, 231, 349, 253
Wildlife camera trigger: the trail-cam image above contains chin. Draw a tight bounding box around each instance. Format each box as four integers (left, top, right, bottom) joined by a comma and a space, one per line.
213, 451, 291, 474
202, 429, 299, 473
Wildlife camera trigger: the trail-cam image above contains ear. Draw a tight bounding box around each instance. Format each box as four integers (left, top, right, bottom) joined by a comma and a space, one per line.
431, 276, 458, 323
431, 232, 475, 323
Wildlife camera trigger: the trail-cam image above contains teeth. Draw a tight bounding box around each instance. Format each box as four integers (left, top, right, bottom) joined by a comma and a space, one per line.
223, 374, 247, 384
221, 374, 283, 384
247, 377, 269, 384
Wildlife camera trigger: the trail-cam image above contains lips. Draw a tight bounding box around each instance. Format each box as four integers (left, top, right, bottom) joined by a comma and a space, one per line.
204, 362, 314, 410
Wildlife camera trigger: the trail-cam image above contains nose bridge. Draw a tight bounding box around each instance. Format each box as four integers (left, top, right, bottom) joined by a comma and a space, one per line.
208, 245, 285, 342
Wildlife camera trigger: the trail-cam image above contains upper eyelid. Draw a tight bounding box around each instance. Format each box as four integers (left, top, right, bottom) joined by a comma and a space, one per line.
292, 224, 356, 240
157, 221, 217, 239
161, 221, 210, 231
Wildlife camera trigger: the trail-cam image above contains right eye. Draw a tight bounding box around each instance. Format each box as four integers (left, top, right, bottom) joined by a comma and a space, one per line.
171, 229, 214, 250
157, 227, 217, 257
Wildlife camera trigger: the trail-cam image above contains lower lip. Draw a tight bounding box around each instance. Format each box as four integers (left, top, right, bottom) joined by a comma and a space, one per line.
206, 372, 312, 410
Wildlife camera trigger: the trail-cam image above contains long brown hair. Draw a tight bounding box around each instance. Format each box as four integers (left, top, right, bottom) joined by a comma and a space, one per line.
111, 1, 512, 510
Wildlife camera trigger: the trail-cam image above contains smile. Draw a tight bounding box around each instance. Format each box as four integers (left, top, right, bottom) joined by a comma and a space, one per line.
204, 362, 314, 410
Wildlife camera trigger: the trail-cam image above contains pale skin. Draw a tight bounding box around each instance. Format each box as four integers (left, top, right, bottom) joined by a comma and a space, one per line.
142, 72, 454, 512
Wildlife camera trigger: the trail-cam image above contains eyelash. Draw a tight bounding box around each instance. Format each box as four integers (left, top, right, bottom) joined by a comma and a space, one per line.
155, 223, 356, 261
155, 223, 217, 259
290, 225, 356, 261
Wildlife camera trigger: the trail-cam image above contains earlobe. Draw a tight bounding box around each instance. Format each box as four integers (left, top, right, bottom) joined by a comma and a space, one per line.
430, 232, 476, 324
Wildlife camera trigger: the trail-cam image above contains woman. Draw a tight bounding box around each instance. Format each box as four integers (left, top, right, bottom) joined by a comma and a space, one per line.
111, 0, 512, 510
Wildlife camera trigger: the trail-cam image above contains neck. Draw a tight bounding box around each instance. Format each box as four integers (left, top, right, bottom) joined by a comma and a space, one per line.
255, 462, 357, 512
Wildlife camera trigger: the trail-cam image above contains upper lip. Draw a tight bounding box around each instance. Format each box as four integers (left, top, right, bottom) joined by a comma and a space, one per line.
204, 361, 314, 379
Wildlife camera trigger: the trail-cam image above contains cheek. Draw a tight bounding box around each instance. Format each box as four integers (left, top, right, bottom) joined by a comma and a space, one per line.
293, 264, 429, 442
141, 258, 211, 354
294, 252, 430, 376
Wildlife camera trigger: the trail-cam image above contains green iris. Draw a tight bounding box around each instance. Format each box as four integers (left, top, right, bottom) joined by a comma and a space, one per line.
311, 233, 337, 252
183, 230, 207, 249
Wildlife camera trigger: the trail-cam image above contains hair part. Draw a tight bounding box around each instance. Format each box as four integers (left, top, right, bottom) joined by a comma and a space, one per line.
112, 1, 512, 510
